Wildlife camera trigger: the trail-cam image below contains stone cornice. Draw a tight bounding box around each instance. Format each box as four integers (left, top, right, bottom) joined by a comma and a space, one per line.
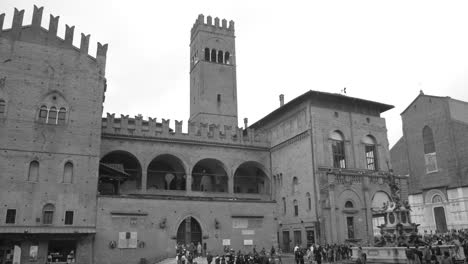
101, 133, 270, 151
270, 130, 310, 152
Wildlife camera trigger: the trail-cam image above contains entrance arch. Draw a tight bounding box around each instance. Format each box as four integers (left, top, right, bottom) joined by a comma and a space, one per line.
176, 217, 202, 246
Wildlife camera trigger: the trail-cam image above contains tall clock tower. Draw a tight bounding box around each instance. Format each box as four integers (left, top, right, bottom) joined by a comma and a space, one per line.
189, 14, 238, 128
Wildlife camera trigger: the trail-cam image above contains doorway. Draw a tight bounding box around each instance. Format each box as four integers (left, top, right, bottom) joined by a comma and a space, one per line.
176, 217, 202, 246
433, 206, 448, 233
282, 231, 290, 252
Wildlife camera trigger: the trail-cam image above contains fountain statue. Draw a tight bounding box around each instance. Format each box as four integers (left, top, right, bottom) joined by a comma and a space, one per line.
373, 172, 424, 247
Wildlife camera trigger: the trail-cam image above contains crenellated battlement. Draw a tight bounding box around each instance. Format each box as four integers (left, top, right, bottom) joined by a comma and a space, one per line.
191, 14, 234, 40
0, 6, 107, 63
101, 113, 269, 148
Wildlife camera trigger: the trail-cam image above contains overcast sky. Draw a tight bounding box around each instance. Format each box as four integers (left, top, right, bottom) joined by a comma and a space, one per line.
2, 0, 468, 147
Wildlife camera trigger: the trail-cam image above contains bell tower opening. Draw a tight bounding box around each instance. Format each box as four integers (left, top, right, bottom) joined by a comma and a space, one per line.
189, 14, 238, 128
176, 217, 202, 246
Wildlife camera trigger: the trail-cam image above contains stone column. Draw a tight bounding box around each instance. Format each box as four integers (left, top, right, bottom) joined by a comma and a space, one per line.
141, 168, 147, 192
328, 181, 338, 243
186, 170, 192, 193
363, 177, 374, 244
228, 168, 234, 194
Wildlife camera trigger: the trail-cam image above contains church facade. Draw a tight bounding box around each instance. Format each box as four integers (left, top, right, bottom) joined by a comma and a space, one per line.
0, 6, 407, 264
391, 92, 468, 234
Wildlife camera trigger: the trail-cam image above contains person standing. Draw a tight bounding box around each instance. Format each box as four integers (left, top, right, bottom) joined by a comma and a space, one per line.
197, 242, 202, 258
207, 252, 213, 264
315, 246, 322, 264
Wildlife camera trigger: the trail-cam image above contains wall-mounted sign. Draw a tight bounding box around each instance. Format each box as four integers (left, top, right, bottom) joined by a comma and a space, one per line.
241, 230, 255, 235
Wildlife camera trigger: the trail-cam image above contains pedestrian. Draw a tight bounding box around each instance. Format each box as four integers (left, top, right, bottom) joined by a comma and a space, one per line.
207, 252, 213, 264
440, 251, 452, 264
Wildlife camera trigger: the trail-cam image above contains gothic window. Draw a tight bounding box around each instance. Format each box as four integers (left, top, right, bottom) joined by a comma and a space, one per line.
292, 177, 298, 194
204, 48, 210, 61
42, 204, 55, 224
306, 192, 311, 211
432, 194, 443, 204
218, 50, 224, 63
28, 161, 39, 182
282, 197, 286, 215
211, 49, 217, 62
63, 162, 73, 183
0, 99, 6, 114
39, 105, 48, 123
423, 126, 436, 154
331, 131, 346, 168
345, 201, 354, 208
38, 105, 67, 125
225, 52, 230, 64
48, 107, 58, 124
363, 135, 377, 171
423, 126, 438, 173
293, 200, 299, 216
58, 108, 67, 125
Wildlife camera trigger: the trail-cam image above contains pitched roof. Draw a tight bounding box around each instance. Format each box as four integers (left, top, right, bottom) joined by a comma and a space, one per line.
251, 90, 394, 129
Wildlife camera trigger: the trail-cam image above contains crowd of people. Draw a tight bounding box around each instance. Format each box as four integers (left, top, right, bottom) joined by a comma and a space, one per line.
293, 244, 352, 264
175, 242, 353, 264
401, 229, 468, 264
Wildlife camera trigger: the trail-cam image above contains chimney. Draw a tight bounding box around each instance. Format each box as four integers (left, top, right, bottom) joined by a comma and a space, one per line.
244, 118, 248, 129
279, 94, 284, 107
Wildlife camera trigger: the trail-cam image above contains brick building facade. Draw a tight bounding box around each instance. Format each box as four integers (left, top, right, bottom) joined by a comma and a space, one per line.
391, 92, 468, 233
0, 6, 405, 264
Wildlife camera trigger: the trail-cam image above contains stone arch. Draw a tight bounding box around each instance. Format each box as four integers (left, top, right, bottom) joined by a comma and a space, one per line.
172, 214, 207, 246
337, 189, 363, 209
233, 161, 270, 194
370, 190, 391, 210
100, 150, 143, 192
147, 154, 187, 191
424, 189, 446, 204
191, 158, 228, 192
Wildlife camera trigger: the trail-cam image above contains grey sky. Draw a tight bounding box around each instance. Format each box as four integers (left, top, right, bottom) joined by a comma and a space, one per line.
2, 0, 468, 147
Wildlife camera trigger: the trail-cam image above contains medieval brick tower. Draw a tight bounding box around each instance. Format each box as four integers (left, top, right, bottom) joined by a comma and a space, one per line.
189, 14, 238, 128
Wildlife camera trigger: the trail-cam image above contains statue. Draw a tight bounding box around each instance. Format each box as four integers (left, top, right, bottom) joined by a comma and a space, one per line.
373, 170, 420, 247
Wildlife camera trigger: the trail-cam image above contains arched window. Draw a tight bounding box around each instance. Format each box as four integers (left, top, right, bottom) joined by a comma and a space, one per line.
28, 161, 39, 182
57, 108, 67, 125
292, 177, 298, 194
225, 52, 230, 64
306, 192, 311, 211
211, 49, 217, 62
423, 126, 436, 154
363, 135, 378, 171
282, 197, 286, 215
432, 194, 443, 204
42, 204, 55, 224
345, 201, 354, 208
39, 105, 48, 123
0, 99, 6, 114
293, 200, 299, 216
218, 50, 224, 63
422, 126, 438, 173
331, 131, 346, 168
48, 107, 57, 124
63, 162, 73, 183
204, 48, 210, 61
